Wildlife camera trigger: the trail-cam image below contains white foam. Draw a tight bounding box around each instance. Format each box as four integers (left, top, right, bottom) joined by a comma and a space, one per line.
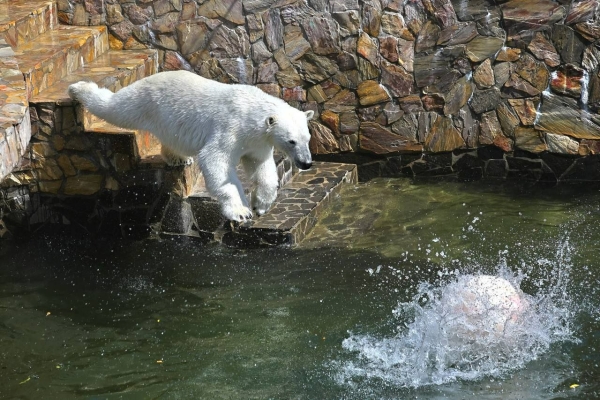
335, 244, 577, 389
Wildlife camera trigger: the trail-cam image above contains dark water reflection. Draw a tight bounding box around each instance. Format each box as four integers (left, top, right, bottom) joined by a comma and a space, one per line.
1, 178, 600, 399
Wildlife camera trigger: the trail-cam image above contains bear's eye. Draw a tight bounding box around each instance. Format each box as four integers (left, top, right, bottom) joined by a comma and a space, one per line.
288, 140, 296, 145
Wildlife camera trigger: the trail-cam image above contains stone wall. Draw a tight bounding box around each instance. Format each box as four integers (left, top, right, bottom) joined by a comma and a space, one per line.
1, 99, 195, 239
58, 0, 600, 181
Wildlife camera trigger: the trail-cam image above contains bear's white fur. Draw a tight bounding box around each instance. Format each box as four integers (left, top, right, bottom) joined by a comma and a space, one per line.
68, 71, 314, 222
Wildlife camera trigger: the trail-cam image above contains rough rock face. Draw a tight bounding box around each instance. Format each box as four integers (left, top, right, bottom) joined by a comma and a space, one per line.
61, 0, 600, 159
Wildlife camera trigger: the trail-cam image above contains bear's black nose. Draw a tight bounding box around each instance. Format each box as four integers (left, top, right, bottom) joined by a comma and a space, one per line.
297, 161, 312, 170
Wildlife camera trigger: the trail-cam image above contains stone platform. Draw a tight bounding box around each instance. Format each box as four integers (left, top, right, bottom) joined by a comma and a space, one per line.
158, 159, 357, 247
224, 162, 357, 247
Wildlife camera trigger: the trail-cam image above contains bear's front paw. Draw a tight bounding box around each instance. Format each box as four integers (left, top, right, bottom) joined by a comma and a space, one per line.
251, 186, 278, 216
222, 203, 253, 222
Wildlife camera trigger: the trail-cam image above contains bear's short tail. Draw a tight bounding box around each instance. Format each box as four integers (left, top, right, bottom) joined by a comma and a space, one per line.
68, 81, 124, 127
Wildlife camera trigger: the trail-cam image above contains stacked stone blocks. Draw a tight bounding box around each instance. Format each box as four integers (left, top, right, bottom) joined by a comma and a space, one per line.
0, 0, 179, 237
58, 0, 600, 182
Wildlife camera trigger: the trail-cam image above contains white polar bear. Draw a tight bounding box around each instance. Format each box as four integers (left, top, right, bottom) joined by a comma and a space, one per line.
68, 70, 314, 222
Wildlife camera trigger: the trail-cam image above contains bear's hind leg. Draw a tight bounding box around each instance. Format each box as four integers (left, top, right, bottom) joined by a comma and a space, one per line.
160, 145, 193, 166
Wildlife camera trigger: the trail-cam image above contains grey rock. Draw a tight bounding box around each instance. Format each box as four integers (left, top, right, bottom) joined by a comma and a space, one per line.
469, 87, 501, 114
340, 112, 360, 134
415, 20, 441, 53
496, 101, 520, 137
276, 67, 303, 87
331, 0, 359, 12
536, 92, 600, 139
451, 0, 492, 21
514, 127, 547, 153
362, 0, 382, 37
162, 197, 195, 234
381, 60, 413, 97
337, 51, 357, 70
546, 132, 579, 154
437, 22, 478, 46
493, 62, 513, 88
479, 110, 503, 145
210, 25, 249, 58
176, 18, 210, 56
246, 13, 264, 43
333, 10, 360, 36
243, 0, 298, 14
414, 46, 465, 88
257, 60, 279, 83
379, 36, 399, 63
302, 16, 341, 55
383, 102, 404, 124
552, 24, 586, 66
444, 75, 473, 116
264, 8, 284, 51
284, 25, 311, 61
423, 0, 458, 28
251, 40, 272, 64
391, 113, 419, 141
473, 58, 494, 89
405, 0, 426, 35
219, 58, 254, 84
357, 57, 379, 80
455, 105, 479, 148
296, 53, 339, 83
465, 35, 504, 62
381, 11, 412, 39
397, 38, 415, 73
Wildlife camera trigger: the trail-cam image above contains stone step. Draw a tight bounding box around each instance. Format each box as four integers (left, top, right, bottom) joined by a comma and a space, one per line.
4, 24, 109, 98
0, 0, 57, 50
86, 121, 162, 159
183, 162, 357, 246
31, 48, 158, 143
0, 24, 110, 183
224, 162, 357, 246
1, 49, 159, 193
31, 49, 157, 106
85, 120, 204, 200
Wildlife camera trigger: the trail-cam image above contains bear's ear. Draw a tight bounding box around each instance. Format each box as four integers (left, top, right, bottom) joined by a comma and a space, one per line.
266, 116, 277, 128
304, 110, 314, 120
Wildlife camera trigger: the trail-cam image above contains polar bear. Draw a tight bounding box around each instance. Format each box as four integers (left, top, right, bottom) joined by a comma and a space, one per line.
68, 71, 314, 222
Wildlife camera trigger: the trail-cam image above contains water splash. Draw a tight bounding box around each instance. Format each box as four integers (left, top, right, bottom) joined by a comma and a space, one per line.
581, 69, 590, 110
335, 240, 578, 389
236, 57, 247, 84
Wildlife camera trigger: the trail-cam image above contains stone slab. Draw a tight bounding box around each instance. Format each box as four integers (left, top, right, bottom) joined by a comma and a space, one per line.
224, 162, 357, 246
2, 25, 109, 97
0, 0, 57, 48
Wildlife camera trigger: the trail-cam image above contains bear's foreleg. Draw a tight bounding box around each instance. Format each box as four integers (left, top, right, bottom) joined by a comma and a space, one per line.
198, 152, 252, 222
241, 154, 278, 216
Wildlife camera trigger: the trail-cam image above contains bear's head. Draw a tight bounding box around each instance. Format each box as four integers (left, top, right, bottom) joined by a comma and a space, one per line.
266, 109, 314, 170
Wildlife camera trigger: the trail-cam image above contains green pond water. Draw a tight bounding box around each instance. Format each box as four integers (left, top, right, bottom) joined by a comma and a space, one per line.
1, 178, 600, 399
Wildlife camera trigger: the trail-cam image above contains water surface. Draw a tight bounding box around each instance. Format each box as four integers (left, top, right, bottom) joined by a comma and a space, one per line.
1, 178, 600, 399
